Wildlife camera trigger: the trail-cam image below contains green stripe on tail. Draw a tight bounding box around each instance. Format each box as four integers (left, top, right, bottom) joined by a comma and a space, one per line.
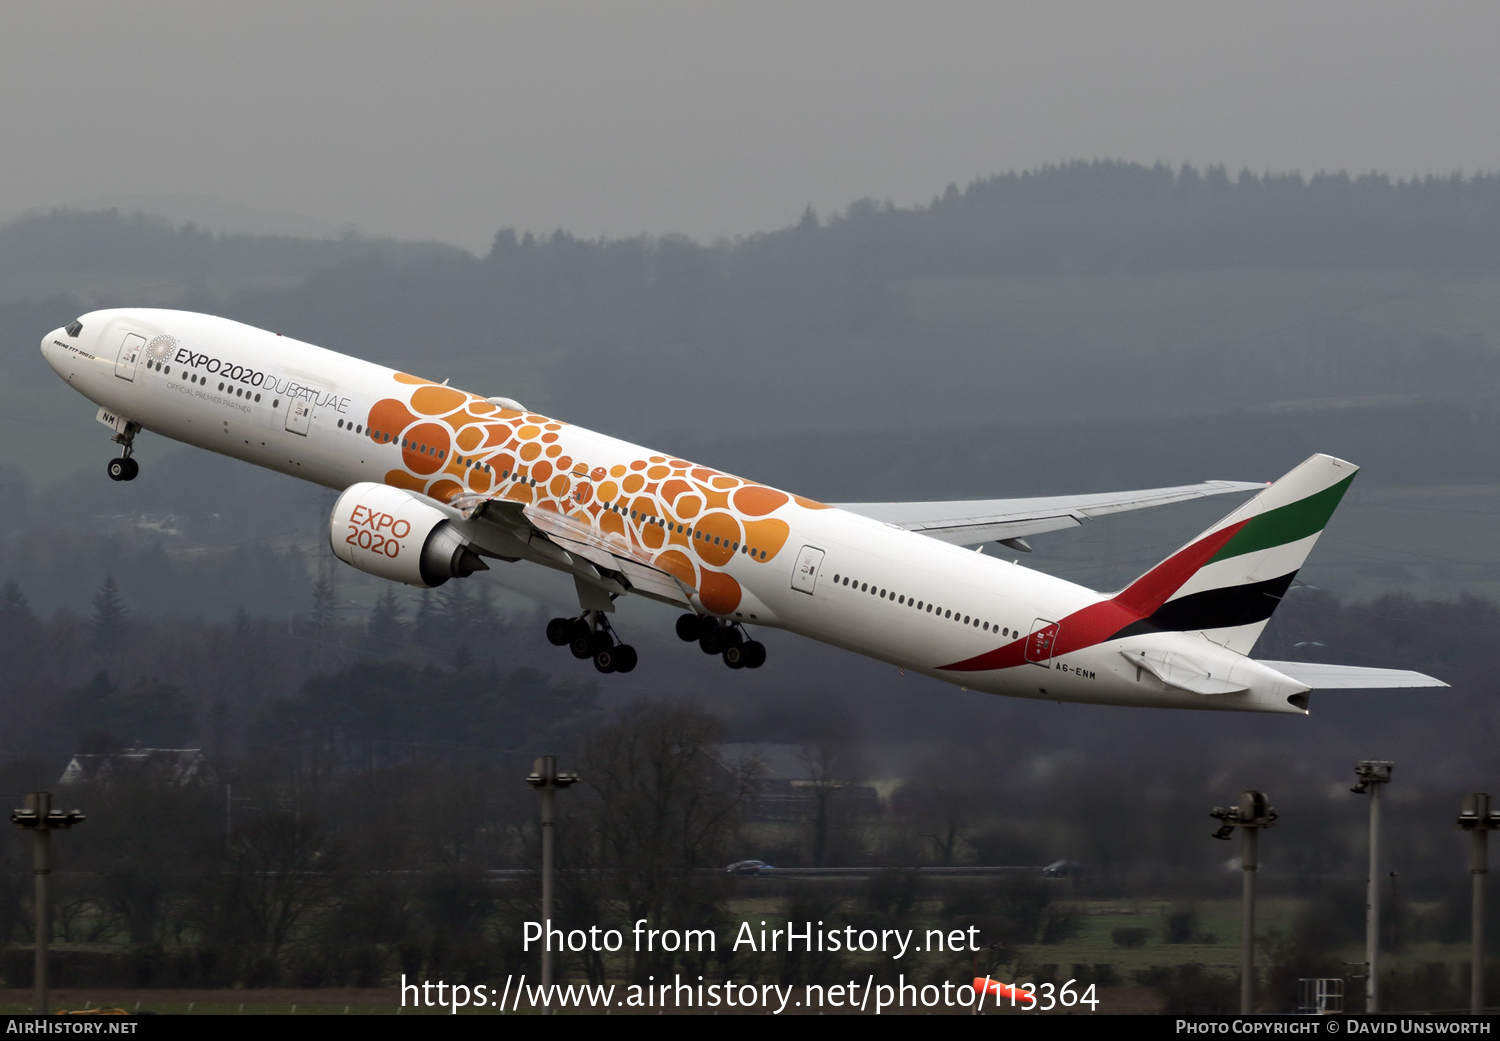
1208, 473, 1356, 565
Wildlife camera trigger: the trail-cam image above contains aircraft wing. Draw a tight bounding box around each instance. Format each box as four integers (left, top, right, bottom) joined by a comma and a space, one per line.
833, 480, 1267, 548
451, 493, 697, 607
1256, 661, 1449, 689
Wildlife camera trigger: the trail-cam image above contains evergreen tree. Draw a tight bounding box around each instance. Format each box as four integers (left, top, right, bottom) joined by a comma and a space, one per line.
411, 589, 440, 654
452, 644, 475, 673
364, 587, 406, 657
90, 575, 129, 649
310, 561, 338, 658
65, 672, 194, 749
437, 581, 473, 648
470, 584, 500, 639
0, 579, 31, 619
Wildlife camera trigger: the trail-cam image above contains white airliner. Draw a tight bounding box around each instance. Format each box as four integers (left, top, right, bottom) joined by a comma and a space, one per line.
41, 309, 1444, 713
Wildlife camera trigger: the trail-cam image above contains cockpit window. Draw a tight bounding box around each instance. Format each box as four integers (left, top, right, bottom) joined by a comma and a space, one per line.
65, 321, 83, 337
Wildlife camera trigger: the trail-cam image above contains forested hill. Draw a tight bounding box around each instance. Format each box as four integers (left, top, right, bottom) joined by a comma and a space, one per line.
186, 163, 1500, 448
239, 162, 1500, 363
0, 208, 466, 304
12, 162, 1500, 306
838, 162, 1500, 275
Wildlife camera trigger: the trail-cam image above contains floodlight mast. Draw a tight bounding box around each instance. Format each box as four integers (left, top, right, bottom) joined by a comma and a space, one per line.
526, 756, 577, 1016
1458, 792, 1500, 1016
1352, 760, 1393, 1013
10, 792, 84, 1015
1211, 790, 1276, 1015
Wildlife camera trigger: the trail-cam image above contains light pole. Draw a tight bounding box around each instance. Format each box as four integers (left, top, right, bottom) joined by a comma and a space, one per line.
10, 792, 84, 1015
1458, 792, 1500, 1015
1352, 760, 1393, 1013
1212, 790, 1277, 1014
526, 755, 577, 1015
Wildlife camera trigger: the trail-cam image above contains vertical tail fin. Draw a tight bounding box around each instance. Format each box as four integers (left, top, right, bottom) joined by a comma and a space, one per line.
1113, 454, 1357, 654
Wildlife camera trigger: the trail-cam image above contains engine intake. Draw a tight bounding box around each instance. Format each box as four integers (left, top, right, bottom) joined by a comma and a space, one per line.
330, 482, 489, 588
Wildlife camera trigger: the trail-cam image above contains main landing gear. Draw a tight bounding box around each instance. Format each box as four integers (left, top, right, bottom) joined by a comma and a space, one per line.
676, 613, 766, 670
546, 613, 638, 674
106, 427, 139, 482
544, 612, 765, 674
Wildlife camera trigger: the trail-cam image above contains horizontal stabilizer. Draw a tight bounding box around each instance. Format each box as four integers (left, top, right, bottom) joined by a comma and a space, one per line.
1120, 648, 1248, 695
1256, 660, 1448, 690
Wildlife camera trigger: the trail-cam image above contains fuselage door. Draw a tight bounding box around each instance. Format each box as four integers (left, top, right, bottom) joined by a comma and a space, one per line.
790, 545, 825, 594
1024, 618, 1061, 666
113, 333, 145, 381
285, 396, 312, 436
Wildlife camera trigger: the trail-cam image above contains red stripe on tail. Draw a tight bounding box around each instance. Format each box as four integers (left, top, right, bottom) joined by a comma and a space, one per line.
938, 520, 1248, 672
1113, 520, 1246, 616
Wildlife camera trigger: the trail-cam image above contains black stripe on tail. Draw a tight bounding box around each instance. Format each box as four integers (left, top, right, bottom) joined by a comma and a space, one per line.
1112, 571, 1298, 641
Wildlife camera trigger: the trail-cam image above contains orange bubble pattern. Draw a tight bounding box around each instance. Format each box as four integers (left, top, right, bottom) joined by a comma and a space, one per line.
368, 376, 820, 613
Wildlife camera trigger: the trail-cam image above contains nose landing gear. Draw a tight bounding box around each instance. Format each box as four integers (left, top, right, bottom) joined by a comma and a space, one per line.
546, 612, 637, 674
106, 425, 140, 482
675, 613, 766, 670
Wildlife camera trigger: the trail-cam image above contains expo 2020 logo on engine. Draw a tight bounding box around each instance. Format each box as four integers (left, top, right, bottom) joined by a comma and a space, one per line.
146, 335, 177, 361
344, 504, 412, 559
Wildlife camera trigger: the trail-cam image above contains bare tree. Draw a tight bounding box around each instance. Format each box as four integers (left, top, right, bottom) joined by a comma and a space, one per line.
799, 741, 863, 868
215, 811, 336, 964
576, 699, 747, 980
899, 761, 983, 866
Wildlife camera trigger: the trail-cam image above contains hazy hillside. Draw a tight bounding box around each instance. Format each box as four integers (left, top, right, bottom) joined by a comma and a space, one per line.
0, 208, 466, 305
196, 163, 1500, 443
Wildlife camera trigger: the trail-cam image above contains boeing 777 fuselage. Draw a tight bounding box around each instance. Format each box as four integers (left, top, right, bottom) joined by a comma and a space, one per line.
41, 309, 1444, 713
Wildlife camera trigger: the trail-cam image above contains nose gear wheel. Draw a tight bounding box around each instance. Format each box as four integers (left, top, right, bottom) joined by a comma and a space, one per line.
106, 425, 139, 482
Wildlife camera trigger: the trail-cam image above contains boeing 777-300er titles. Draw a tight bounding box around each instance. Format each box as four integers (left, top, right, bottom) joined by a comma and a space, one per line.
41, 309, 1444, 713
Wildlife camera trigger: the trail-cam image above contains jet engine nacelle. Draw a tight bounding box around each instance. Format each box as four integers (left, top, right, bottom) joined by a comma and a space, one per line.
330, 482, 488, 588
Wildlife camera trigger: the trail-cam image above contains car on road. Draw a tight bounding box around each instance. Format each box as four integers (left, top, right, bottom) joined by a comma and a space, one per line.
725, 859, 774, 876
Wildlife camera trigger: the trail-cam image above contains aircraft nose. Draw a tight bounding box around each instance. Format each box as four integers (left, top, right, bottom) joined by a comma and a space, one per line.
41, 320, 83, 377
40, 328, 65, 371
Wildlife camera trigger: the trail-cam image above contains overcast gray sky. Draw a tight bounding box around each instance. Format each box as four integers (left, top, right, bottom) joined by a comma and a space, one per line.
4, 2, 1497, 251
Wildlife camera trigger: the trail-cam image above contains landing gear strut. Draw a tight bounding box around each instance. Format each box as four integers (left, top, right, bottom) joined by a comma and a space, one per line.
106, 426, 139, 482
676, 613, 766, 669
546, 612, 637, 674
